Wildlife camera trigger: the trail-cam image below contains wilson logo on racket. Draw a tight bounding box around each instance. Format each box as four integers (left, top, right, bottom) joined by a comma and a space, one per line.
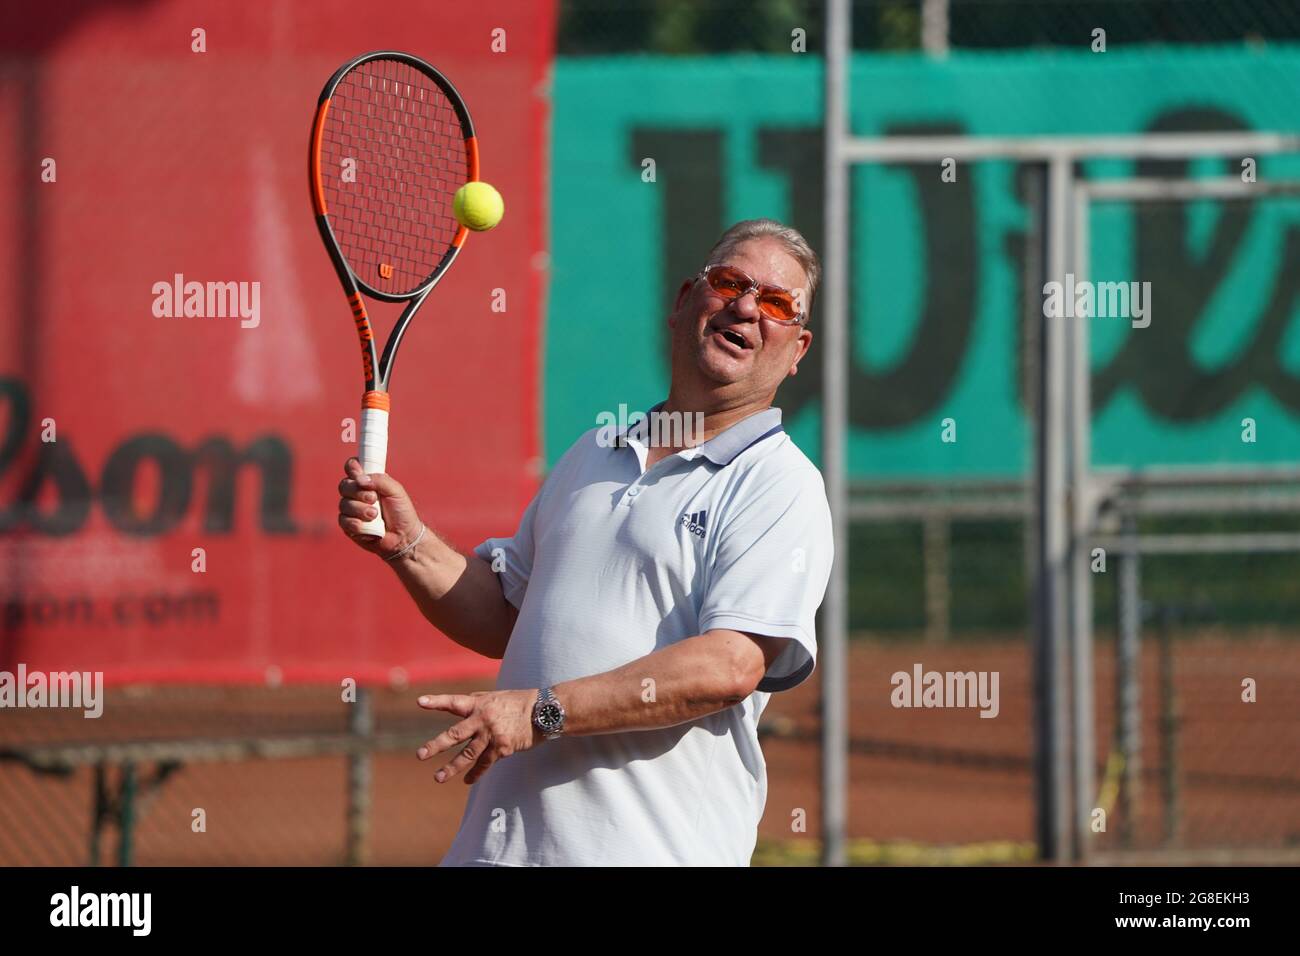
379, 263, 394, 279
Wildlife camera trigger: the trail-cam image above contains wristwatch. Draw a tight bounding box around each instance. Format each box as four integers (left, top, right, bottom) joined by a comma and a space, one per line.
532, 686, 566, 740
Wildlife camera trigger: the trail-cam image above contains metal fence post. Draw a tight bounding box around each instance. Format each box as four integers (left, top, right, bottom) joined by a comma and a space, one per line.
1069, 180, 1095, 860
1158, 611, 1181, 846
117, 762, 137, 867
347, 687, 373, 866
923, 514, 951, 642
820, 0, 851, 868
1032, 154, 1073, 862
1116, 515, 1141, 848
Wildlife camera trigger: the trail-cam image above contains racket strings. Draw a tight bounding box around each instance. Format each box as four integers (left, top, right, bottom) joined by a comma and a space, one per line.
320, 58, 467, 296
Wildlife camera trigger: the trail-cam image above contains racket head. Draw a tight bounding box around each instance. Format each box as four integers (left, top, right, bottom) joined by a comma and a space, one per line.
309, 51, 478, 303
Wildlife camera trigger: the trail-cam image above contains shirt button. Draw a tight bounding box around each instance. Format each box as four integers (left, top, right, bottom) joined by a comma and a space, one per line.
627, 486, 640, 497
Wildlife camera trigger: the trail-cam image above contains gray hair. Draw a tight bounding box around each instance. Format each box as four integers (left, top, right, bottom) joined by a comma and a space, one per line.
704, 218, 821, 320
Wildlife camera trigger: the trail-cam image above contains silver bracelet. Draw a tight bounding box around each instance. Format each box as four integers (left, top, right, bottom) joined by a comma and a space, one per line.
384, 524, 427, 562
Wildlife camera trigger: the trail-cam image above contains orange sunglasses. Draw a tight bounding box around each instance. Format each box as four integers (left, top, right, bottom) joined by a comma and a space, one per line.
698, 264, 806, 325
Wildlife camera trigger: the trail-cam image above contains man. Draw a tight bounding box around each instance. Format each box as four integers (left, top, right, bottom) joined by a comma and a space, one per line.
337, 218, 833, 865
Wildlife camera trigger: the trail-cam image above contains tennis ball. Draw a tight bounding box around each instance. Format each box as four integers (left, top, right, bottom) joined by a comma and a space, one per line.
453, 181, 504, 231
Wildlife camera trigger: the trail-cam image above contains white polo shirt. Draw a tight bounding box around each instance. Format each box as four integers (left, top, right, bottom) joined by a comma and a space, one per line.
440, 405, 833, 866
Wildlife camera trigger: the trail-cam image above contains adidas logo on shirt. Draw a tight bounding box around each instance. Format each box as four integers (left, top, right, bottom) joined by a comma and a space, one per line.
679, 510, 707, 539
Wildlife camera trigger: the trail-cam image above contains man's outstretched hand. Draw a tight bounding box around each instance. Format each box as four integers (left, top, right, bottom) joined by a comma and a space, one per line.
417, 690, 542, 785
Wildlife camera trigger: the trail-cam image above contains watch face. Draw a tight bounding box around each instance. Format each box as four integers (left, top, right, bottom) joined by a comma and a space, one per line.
537, 702, 563, 731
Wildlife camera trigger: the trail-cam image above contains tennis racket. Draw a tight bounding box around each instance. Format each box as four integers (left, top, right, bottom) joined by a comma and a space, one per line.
309, 50, 477, 539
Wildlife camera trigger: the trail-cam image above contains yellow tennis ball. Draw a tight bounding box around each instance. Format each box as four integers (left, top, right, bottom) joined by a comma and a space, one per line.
453, 181, 504, 231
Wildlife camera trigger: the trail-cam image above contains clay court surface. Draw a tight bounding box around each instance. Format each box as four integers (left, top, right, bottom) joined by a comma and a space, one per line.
2, 633, 1297, 865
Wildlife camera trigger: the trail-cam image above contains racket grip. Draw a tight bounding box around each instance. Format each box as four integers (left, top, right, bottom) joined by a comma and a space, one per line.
357, 392, 390, 540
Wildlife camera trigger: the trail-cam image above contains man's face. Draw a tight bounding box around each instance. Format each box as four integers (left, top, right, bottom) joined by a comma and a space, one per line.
668, 237, 813, 401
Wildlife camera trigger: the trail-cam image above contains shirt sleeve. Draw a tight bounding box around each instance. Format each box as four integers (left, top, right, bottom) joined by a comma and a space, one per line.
697, 465, 834, 693
472, 488, 542, 611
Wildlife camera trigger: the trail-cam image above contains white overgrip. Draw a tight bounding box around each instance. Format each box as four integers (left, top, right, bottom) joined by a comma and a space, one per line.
357, 402, 389, 539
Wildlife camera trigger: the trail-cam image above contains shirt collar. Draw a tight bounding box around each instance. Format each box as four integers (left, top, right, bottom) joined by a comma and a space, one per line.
618, 402, 784, 466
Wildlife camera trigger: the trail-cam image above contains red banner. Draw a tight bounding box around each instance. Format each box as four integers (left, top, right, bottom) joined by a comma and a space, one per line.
0, 1, 554, 685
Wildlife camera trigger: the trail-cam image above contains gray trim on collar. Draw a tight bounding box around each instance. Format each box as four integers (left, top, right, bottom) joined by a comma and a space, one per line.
617, 402, 784, 467
697, 407, 784, 465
